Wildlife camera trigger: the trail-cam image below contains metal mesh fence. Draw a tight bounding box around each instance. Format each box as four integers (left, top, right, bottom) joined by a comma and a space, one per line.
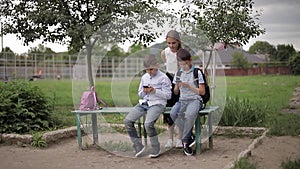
0, 52, 144, 80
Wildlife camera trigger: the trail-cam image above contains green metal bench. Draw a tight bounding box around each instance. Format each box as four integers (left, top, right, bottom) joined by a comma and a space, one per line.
71, 105, 219, 154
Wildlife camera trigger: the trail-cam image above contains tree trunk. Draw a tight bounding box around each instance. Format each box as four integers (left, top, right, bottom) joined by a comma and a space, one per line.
85, 41, 94, 87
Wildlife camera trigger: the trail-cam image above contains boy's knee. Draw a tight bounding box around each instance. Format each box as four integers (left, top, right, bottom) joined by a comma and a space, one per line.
185, 112, 197, 119
144, 122, 157, 137
124, 119, 133, 127
144, 122, 154, 129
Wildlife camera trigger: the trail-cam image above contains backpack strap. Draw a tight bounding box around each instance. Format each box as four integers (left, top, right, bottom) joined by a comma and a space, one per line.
175, 70, 182, 82
91, 86, 108, 107
176, 68, 201, 86
193, 68, 199, 87
193, 67, 207, 86
95, 93, 108, 107
193, 67, 209, 109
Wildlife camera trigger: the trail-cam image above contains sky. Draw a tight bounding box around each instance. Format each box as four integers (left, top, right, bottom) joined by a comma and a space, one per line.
1, 0, 300, 54
244, 0, 300, 51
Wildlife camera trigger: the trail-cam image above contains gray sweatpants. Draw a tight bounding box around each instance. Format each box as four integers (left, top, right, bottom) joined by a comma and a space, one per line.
124, 103, 165, 148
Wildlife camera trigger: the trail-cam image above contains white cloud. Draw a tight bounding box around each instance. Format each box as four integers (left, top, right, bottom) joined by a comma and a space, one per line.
1, 34, 68, 54
243, 0, 300, 51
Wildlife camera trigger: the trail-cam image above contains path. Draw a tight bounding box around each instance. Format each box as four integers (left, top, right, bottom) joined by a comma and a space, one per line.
248, 86, 300, 168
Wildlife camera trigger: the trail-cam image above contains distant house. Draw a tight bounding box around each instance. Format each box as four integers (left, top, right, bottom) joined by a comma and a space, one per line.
194, 46, 266, 69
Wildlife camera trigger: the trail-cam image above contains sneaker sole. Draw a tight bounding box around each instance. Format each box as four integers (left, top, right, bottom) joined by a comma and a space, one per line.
149, 152, 160, 158
135, 147, 145, 157
184, 151, 193, 156
184, 152, 193, 156
165, 145, 173, 148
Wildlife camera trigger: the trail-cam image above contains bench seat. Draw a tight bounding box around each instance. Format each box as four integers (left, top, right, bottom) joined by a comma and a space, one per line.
71, 105, 219, 154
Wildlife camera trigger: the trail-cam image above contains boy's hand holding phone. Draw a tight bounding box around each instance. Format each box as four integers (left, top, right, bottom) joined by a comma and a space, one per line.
143, 86, 155, 93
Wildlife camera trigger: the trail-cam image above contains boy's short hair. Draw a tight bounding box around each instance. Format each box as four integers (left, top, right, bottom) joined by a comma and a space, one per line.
177, 48, 191, 61
143, 54, 159, 68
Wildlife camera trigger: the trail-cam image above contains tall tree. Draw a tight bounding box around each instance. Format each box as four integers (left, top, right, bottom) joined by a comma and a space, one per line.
106, 44, 126, 57
248, 41, 277, 61
128, 43, 145, 54
181, 0, 265, 48
0, 47, 15, 65
288, 52, 300, 75
231, 51, 249, 68
276, 44, 296, 62
0, 0, 169, 86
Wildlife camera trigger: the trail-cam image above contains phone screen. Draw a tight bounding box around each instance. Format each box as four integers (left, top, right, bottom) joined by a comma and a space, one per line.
143, 86, 149, 88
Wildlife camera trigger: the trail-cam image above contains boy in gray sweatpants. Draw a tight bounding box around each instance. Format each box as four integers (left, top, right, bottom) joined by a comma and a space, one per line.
124, 54, 171, 158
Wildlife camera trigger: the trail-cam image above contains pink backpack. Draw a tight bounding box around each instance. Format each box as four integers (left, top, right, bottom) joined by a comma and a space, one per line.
79, 86, 107, 111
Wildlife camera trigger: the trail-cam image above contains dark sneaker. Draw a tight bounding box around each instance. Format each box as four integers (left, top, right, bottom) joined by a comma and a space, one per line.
183, 143, 193, 156
149, 146, 160, 158
134, 143, 145, 157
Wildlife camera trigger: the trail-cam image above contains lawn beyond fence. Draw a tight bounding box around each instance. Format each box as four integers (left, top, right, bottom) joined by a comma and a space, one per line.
28, 75, 300, 134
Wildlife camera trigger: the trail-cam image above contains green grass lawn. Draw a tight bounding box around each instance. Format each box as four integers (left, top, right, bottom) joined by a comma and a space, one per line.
226, 75, 300, 112
30, 75, 300, 135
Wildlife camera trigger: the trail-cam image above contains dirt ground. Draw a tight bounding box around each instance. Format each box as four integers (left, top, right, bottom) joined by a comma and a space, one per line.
249, 136, 300, 169
0, 136, 253, 169
0, 87, 299, 169
0, 135, 299, 169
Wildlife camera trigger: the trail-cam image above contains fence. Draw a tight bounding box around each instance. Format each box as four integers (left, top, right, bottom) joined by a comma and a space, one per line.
0, 52, 292, 81
0, 53, 76, 80
219, 66, 291, 76
0, 52, 146, 80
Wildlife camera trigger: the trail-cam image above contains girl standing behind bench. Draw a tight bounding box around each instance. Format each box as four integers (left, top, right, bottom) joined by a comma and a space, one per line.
161, 30, 183, 148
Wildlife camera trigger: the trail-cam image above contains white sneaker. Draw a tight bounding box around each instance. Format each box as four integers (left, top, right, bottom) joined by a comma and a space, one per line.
165, 139, 173, 148
175, 139, 183, 148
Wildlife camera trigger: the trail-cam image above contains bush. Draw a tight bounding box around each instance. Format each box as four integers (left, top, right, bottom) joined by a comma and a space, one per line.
31, 132, 47, 148
219, 97, 267, 127
288, 52, 300, 75
232, 158, 258, 169
267, 113, 300, 136
0, 80, 54, 134
281, 159, 300, 169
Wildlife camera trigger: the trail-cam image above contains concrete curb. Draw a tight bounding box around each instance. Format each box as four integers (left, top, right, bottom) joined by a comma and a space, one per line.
0, 126, 79, 145
222, 128, 269, 169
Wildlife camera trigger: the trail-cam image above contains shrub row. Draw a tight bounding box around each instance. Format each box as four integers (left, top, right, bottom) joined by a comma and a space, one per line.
219, 97, 267, 127
0, 80, 55, 134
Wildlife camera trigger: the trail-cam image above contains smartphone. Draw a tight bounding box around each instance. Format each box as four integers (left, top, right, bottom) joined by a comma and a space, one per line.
143, 86, 150, 88
175, 79, 182, 83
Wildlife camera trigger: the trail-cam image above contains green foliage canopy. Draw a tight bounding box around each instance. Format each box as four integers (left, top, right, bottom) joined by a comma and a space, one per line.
288, 52, 300, 75
181, 0, 265, 46
231, 52, 249, 68
0, 0, 167, 53
0, 0, 173, 86
276, 44, 296, 62
248, 41, 276, 59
